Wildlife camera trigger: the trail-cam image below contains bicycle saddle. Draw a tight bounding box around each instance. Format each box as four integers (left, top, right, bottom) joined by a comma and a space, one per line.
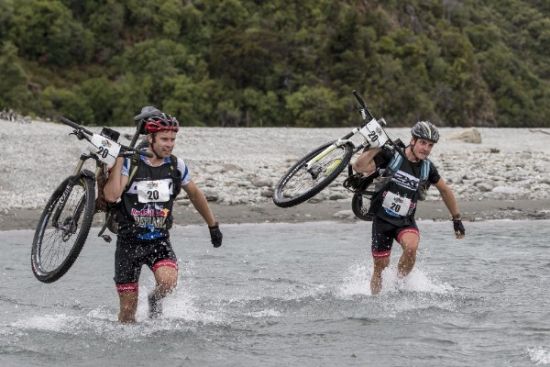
133, 106, 162, 122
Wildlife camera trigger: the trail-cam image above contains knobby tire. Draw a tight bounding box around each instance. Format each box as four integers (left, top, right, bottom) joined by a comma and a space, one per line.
31, 174, 95, 283
273, 141, 353, 208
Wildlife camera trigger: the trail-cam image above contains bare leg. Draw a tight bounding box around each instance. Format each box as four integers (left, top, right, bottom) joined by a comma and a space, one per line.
371, 256, 390, 295
148, 266, 178, 318
118, 291, 138, 323
397, 231, 420, 278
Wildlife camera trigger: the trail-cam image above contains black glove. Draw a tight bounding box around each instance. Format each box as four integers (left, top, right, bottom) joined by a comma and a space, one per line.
453, 218, 465, 238
343, 173, 363, 190
209, 223, 223, 248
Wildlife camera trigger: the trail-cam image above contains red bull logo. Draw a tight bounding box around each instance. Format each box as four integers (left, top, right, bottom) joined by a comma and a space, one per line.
130, 208, 170, 217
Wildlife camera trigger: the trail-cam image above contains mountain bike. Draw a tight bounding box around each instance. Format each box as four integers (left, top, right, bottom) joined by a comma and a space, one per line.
272, 91, 403, 208
31, 117, 150, 283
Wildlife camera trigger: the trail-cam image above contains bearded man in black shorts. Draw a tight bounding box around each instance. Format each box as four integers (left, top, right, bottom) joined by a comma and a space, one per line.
352, 121, 465, 295
104, 108, 222, 323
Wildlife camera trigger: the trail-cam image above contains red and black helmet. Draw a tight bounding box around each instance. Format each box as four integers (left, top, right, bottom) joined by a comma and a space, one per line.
143, 113, 179, 134
134, 106, 179, 134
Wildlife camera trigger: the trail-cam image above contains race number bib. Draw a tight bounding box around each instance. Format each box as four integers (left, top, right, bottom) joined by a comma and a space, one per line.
135, 180, 171, 203
382, 191, 411, 216
90, 133, 121, 166
359, 118, 389, 148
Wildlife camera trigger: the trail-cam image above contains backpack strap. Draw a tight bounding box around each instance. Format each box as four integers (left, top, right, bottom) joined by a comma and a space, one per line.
372, 151, 401, 192
125, 153, 141, 191
420, 159, 430, 181
385, 151, 403, 176
124, 153, 181, 196
169, 154, 182, 197
387, 151, 430, 182
372, 151, 431, 195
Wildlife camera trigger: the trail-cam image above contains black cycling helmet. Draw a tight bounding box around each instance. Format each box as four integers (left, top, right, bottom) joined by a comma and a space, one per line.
134, 106, 179, 134
411, 121, 439, 143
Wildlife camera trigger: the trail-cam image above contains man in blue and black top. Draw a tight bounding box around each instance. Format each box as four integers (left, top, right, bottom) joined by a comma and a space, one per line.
104, 108, 223, 323
353, 121, 465, 295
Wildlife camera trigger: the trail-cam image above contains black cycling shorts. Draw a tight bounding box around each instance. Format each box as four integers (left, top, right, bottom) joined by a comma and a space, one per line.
114, 236, 178, 292
371, 217, 419, 258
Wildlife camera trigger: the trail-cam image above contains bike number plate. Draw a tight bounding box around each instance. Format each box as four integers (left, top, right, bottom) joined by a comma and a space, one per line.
359, 119, 388, 147
135, 179, 171, 203
382, 191, 411, 216
90, 134, 121, 166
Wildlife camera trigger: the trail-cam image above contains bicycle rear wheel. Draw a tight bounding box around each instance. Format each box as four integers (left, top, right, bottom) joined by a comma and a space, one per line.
273, 141, 353, 208
31, 174, 96, 283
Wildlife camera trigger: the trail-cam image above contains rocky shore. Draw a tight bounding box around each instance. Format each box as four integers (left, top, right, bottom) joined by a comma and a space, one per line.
1, 119, 549, 229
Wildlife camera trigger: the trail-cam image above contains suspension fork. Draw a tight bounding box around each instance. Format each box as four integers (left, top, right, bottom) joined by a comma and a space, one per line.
305, 129, 361, 168
51, 156, 90, 229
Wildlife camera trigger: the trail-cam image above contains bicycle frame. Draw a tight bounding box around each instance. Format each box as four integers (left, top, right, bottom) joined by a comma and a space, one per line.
273, 90, 409, 209
31, 115, 151, 283
50, 138, 103, 234
50, 117, 144, 237
305, 91, 392, 172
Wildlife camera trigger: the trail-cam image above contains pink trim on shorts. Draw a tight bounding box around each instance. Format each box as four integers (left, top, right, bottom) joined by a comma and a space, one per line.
372, 249, 391, 258
116, 282, 138, 293
397, 227, 420, 243
152, 259, 178, 272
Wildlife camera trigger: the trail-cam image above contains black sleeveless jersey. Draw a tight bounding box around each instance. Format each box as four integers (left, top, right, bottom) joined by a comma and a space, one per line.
371, 148, 441, 226
117, 158, 181, 239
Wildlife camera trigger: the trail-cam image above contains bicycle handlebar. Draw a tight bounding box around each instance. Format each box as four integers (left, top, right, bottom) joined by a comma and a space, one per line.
59, 116, 153, 159
352, 90, 374, 121
60, 116, 94, 136
120, 148, 153, 158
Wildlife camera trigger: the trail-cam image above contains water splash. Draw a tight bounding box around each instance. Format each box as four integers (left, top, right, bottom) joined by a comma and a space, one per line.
246, 309, 282, 318
338, 262, 453, 298
529, 347, 550, 365
382, 266, 454, 294
11, 313, 80, 332
162, 290, 224, 324
338, 263, 372, 297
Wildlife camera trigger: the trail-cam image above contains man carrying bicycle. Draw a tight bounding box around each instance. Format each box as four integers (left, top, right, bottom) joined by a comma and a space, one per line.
103, 108, 223, 323
352, 121, 465, 295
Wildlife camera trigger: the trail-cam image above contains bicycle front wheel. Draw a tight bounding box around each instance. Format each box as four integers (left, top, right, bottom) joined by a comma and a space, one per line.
31, 174, 96, 283
273, 141, 353, 208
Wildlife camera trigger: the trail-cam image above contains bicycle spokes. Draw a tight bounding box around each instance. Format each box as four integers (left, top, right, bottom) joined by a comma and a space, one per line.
283, 148, 346, 198
52, 183, 86, 240
38, 182, 87, 271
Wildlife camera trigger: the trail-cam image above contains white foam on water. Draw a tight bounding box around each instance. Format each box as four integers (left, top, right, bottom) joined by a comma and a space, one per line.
119, 260, 227, 325
338, 262, 453, 298
382, 266, 454, 294
529, 347, 550, 365
11, 313, 79, 332
247, 309, 282, 318
9, 290, 224, 339
338, 263, 372, 297
162, 290, 224, 324
9, 308, 202, 341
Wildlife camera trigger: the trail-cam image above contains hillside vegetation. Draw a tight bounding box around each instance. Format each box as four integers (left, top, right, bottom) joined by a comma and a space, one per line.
0, 0, 548, 127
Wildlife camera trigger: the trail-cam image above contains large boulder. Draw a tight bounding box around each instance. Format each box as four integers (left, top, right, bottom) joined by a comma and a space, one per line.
447, 128, 482, 144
